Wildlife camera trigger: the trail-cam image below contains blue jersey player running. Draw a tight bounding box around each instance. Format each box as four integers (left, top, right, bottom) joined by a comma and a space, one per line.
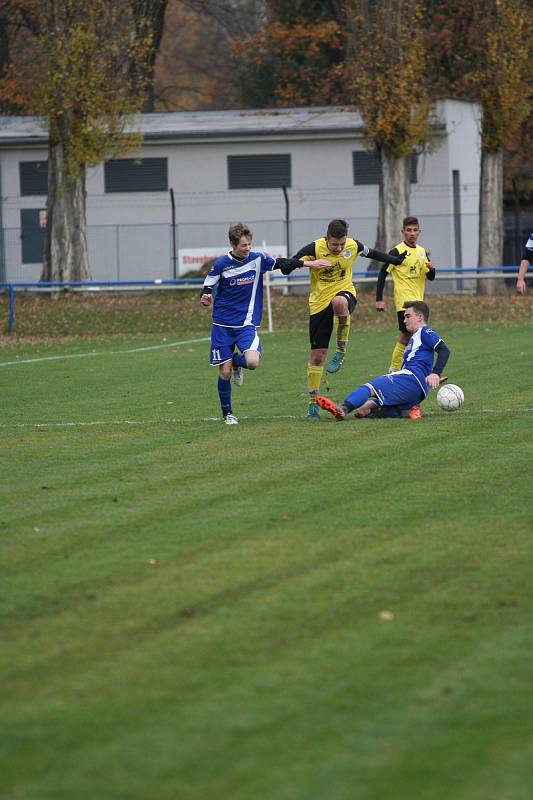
316, 300, 450, 420
201, 223, 329, 424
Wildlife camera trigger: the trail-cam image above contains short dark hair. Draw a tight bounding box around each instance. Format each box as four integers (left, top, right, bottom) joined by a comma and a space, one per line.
402, 216, 419, 228
327, 219, 349, 239
403, 300, 429, 320
228, 223, 252, 246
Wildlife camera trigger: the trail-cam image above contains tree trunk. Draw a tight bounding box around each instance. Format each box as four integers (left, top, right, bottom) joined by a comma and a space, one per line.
130, 0, 169, 112
477, 146, 503, 295
370, 148, 410, 269
41, 138, 91, 282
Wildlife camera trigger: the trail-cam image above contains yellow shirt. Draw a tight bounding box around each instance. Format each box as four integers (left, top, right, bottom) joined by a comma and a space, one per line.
387, 241, 430, 311
298, 237, 362, 315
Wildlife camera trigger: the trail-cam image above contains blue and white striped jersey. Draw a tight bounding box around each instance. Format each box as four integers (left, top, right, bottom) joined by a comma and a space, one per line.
402, 324, 443, 391
203, 250, 276, 327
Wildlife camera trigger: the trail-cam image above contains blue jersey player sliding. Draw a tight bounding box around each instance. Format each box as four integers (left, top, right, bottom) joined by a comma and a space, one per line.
201, 223, 329, 424
316, 300, 450, 420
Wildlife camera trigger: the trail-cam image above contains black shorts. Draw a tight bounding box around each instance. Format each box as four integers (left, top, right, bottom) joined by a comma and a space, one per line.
309, 292, 356, 350
397, 310, 408, 333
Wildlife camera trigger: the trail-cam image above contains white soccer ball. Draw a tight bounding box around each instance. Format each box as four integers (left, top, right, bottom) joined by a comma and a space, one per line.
436, 383, 464, 412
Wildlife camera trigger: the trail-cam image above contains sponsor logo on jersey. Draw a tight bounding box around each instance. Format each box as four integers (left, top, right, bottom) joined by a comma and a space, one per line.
230, 275, 255, 287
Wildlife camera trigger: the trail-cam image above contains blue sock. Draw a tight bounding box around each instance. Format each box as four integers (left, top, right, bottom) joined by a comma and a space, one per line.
232, 352, 247, 368
344, 385, 372, 410
218, 376, 232, 416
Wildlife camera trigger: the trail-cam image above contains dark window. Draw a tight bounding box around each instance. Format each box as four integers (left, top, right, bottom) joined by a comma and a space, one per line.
352, 152, 381, 185
104, 158, 168, 192
228, 154, 291, 189
410, 154, 418, 183
353, 152, 418, 184
20, 161, 48, 196
21, 209, 46, 263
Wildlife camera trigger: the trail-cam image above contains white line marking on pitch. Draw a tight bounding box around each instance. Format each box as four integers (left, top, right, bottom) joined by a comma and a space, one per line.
0, 415, 301, 429
1, 409, 532, 430
0, 419, 176, 428
0, 336, 210, 367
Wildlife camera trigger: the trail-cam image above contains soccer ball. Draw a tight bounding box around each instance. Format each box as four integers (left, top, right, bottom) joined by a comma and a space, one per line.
436, 383, 464, 412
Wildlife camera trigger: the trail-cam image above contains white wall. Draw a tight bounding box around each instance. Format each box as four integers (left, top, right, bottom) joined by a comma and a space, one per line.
0, 101, 480, 280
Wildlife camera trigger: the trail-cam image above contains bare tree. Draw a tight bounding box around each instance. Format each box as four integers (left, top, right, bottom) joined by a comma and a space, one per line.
153, 0, 268, 110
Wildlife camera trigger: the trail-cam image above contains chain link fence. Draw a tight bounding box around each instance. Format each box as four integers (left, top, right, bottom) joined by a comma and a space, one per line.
0, 211, 526, 292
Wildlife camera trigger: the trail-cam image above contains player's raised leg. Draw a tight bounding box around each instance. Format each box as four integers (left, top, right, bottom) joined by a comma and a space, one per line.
326, 293, 356, 374
231, 328, 262, 386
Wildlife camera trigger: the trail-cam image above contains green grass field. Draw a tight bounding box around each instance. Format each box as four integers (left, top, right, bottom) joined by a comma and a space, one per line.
1, 293, 533, 799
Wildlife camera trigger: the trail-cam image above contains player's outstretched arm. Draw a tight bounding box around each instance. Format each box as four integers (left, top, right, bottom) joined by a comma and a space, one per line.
274, 257, 300, 275
274, 256, 331, 274
366, 247, 406, 266
516, 258, 529, 294
426, 341, 450, 388
307, 259, 332, 269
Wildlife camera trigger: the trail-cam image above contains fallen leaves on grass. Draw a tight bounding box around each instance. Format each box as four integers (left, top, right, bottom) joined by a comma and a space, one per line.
1, 290, 532, 344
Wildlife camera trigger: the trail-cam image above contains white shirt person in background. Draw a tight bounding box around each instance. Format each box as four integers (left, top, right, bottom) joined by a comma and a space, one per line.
516, 232, 533, 294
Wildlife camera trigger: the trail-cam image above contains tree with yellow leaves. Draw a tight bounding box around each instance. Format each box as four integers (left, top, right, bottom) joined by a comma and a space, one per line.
468, 0, 530, 292
343, 0, 430, 256
1, 0, 155, 281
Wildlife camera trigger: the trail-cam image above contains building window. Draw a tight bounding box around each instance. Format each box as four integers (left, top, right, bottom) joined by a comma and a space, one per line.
228, 154, 291, 189
410, 154, 418, 183
20, 161, 48, 196
21, 209, 46, 263
353, 152, 418, 184
104, 158, 168, 192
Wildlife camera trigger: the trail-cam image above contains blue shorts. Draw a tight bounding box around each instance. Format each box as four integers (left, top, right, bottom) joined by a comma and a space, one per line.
210, 324, 262, 366
367, 370, 425, 410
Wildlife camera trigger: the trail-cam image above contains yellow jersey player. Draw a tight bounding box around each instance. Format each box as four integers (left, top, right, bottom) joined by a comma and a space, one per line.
375, 216, 436, 373
284, 219, 405, 420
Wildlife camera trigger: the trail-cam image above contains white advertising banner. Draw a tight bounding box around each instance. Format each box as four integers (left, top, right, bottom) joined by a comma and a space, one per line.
178, 246, 287, 276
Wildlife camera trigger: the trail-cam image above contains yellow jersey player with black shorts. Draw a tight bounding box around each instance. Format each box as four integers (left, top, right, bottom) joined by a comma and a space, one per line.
284, 219, 405, 420
376, 216, 436, 374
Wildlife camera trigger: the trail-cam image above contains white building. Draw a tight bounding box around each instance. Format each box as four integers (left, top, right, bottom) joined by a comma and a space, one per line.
0, 99, 480, 282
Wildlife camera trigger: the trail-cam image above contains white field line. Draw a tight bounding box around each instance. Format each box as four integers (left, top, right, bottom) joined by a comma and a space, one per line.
0, 415, 298, 429
2, 416, 299, 429
1, 409, 533, 430
0, 336, 210, 367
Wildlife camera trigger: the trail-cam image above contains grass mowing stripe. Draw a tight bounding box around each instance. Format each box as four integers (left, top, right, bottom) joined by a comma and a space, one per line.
0, 335, 210, 366
1, 406, 533, 430
1, 323, 533, 799
2, 533, 532, 799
